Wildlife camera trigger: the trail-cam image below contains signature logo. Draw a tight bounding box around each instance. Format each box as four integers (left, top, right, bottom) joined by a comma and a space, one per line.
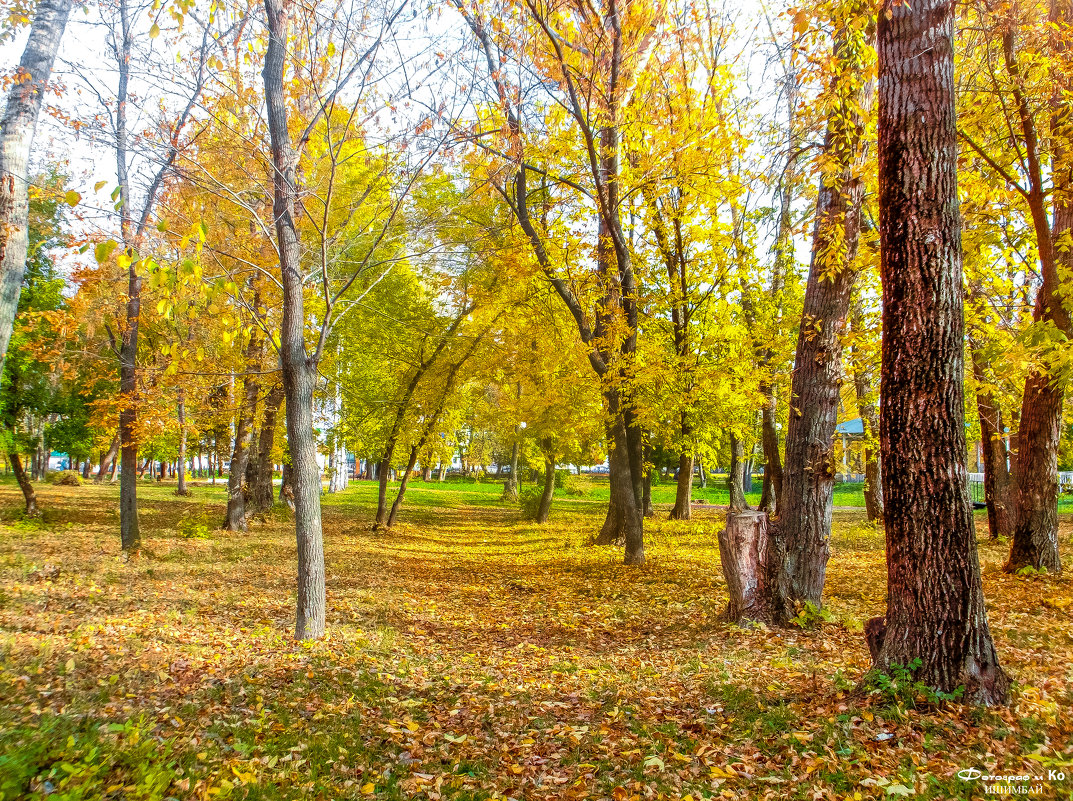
957, 769, 983, 781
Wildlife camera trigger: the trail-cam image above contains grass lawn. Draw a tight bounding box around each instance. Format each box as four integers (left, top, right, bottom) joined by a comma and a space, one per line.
1, 476, 1071, 800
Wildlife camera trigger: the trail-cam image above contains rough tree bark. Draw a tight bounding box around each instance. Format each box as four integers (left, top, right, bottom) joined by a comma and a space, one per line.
0, 0, 72, 374
719, 511, 774, 624
264, 0, 324, 640
778, 11, 874, 610
873, 0, 1009, 704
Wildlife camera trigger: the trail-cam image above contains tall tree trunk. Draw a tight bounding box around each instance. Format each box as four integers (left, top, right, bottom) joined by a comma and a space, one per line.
504, 430, 520, 500
670, 420, 693, 521
9, 451, 37, 516
997, 1, 1072, 573
758, 388, 782, 514
777, 15, 874, 612
250, 381, 284, 514
873, 0, 1009, 704
264, 0, 324, 640
115, 0, 141, 554
176, 391, 188, 496
594, 389, 644, 563
536, 450, 556, 523
225, 329, 262, 531
0, 0, 72, 374
728, 433, 749, 512
971, 349, 1012, 540
851, 300, 884, 522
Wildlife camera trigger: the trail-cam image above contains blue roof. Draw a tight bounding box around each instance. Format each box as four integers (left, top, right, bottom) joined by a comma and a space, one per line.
835, 418, 865, 435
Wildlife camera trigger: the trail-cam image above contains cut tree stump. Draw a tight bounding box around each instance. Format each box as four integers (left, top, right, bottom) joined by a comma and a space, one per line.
718, 510, 772, 624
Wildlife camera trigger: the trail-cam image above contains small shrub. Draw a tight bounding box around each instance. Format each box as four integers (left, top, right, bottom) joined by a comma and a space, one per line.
46, 471, 82, 487
0, 715, 179, 801
865, 658, 964, 708
176, 513, 213, 540
563, 475, 594, 497
519, 487, 543, 520
789, 601, 836, 629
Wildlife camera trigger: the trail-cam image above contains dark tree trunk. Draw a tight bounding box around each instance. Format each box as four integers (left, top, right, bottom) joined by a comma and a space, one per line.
758, 387, 784, 516
264, 0, 324, 639
535, 452, 556, 523
224, 331, 262, 532
250, 381, 284, 514
95, 434, 119, 483
594, 389, 644, 563
641, 441, 655, 518
0, 0, 72, 374
850, 301, 885, 523
9, 451, 37, 516
176, 392, 188, 496
1006, 370, 1063, 572
670, 446, 693, 520
727, 433, 749, 513
777, 16, 873, 610
873, 0, 1009, 704
971, 349, 1012, 541
504, 430, 520, 500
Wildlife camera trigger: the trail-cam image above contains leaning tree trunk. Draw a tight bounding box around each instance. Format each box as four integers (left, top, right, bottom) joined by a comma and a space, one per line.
9, 451, 37, 516
778, 14, 873, 611
387, 445, 419, 528
95, 434, 119, 483
264, 0, 324, 640
873, 0, 1009, 704
0, 0, 72, 374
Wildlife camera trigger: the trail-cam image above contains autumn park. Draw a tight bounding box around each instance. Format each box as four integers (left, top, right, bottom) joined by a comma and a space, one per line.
0, 0, 1072, 796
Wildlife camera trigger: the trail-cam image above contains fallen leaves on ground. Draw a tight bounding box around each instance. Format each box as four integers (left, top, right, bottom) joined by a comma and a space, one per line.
0, 480, 1071, 800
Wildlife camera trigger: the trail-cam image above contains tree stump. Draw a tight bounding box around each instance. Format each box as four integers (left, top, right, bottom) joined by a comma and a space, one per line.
718, 511, 772, 624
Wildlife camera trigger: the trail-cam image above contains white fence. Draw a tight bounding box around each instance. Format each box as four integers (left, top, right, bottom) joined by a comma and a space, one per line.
969, 472, 1073, 492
